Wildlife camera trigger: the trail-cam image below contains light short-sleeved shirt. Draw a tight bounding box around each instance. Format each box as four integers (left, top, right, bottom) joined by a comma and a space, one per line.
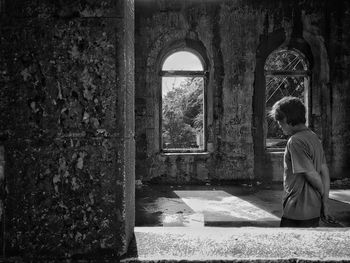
282, 129, 326, 220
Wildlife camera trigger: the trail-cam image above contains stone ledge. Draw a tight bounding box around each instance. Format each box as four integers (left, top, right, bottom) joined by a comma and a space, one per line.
161, 152, 210, 156
124, 259, 350, 263
1, 227, 350, 262
124, 227, 350, 262
123, 259, 350, 263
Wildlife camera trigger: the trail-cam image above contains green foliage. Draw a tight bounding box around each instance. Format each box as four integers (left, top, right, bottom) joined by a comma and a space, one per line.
162, 77, 204, 149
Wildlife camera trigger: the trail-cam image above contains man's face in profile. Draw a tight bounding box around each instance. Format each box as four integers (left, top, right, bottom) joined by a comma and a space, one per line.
277, 118, 292, 136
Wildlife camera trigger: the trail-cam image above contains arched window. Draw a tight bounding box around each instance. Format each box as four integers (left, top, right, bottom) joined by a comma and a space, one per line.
160, 50, 206, 152
264, 49, 310, 149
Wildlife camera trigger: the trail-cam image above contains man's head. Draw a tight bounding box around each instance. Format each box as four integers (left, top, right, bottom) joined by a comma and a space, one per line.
269, 96, 306, 135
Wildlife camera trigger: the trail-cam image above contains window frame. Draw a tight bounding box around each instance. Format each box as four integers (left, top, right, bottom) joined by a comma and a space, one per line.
159, 48, 208, 153
264, 48, 311, 151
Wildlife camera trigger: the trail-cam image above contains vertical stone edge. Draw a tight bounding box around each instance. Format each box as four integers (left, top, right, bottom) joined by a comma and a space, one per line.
0, 145, 4, 256
115, 0, 135, 256
124, 0, 135, 255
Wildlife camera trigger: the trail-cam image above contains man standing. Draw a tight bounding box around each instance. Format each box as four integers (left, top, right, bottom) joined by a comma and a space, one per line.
269, 96, 330, 227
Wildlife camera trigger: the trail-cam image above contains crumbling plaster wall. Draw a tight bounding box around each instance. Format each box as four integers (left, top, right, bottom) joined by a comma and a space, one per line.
135, 0, 350, 184
256, 1, 350, 181
0, 0, 134, 259
253, 2, 333, 181
328, 0, 350, 178
135, 1, 264, 183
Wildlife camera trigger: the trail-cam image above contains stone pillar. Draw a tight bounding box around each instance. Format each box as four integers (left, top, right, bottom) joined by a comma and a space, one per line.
0, 0, 134, 259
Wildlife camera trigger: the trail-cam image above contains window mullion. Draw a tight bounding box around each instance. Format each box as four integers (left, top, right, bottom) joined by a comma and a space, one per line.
265, 70, 310, 77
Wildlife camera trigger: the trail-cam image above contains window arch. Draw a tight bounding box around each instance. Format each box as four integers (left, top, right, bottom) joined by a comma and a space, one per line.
160, 50, 207, 152
264, 48, 310, 149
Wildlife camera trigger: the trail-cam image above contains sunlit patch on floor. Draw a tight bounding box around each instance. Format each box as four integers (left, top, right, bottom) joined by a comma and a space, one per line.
174, 190, 280, 226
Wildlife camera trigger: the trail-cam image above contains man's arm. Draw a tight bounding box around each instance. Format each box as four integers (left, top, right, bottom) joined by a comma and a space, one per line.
320, 163, 330, 218
304, 164, 331, 219
320, 163, 330, 200
304, 170, 324, 196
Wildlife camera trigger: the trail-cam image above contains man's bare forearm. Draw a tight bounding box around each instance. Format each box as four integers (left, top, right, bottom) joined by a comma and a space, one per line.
304, 170, 324, 195
320, 163, 330, 203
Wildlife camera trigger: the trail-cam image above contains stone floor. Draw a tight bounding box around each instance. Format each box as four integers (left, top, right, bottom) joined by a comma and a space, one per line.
135, 183, 350, 227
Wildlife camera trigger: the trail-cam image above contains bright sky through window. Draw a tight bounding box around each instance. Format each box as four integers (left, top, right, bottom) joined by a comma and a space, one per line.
162, 51, 203, 71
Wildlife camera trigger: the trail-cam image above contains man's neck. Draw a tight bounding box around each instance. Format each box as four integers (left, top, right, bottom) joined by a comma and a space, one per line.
291, 124, 308, 134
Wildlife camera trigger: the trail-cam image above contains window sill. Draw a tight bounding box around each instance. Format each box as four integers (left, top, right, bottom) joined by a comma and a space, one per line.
266, 147, 285, 153
161, 152, 210, 157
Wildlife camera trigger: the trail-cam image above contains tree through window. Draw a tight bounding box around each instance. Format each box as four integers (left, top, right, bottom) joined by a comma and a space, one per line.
265, 49, 310, 149
161, 51, 206, 152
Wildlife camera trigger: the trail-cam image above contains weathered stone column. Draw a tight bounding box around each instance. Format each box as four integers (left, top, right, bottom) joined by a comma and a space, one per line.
115, 0, 136, 256
0, 0, 134, 259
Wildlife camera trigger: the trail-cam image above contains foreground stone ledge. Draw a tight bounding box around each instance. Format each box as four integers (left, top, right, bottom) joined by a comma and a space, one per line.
123, 227, 350, 262
124, 260, 350, 263
1, 225, 350, 263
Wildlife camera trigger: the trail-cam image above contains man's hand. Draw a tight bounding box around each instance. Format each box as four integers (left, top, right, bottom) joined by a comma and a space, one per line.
321, 201, 341, 225
321, 201, 329, 220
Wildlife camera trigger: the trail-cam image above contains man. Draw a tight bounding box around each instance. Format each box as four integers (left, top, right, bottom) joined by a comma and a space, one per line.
269, 96, 330, 227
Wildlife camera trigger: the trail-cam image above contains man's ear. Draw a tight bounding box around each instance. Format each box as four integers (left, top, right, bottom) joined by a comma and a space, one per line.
285, 120, 293, 126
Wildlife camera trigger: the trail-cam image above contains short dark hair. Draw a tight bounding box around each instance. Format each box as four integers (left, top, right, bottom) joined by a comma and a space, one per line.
269, 96, 306, 126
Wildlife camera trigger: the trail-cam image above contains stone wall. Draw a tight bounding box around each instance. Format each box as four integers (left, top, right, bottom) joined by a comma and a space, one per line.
329, 0, 350, 178
135, 1, 258, 183
135, 0, 350, 183
0, 0, 134, 259
0, 145, 4, 252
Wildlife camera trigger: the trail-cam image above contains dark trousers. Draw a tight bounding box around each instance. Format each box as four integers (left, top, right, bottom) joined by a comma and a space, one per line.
280, 217, 320, 227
